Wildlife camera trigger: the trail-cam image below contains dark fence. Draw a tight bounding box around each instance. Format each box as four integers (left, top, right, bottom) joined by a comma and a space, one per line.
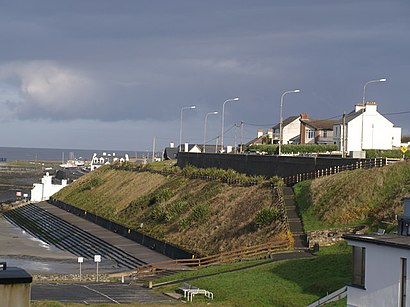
48, 198, 194, 259
177, 152, 386, 179
283, 158, 387, 185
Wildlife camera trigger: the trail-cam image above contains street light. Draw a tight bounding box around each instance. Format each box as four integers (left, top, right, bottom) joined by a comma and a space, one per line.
203, 111, 218, 153
360, 78, 387, 150
221, 97, 239, 150
279, 89, 300, 156
179, 105, 196, 151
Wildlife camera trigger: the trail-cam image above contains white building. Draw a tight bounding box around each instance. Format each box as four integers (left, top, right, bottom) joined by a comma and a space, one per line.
30, 173, 67, 202
344, 198, 410, 307
272, 115, 301, 144
333, 102, 402, 152
90, 152, 129, 171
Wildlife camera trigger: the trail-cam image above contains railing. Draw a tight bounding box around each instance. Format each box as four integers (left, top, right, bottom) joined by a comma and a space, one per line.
112, 239, 291, 278
283, 158, 387, 185
306, 286, 347, 307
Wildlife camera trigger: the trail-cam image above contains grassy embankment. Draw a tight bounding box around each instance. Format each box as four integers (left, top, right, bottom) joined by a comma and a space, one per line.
53, 164, 288, 256
294, 160, 410, 231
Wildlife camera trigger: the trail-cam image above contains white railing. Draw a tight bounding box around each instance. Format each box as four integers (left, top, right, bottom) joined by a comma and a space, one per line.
306, 286, 347, 307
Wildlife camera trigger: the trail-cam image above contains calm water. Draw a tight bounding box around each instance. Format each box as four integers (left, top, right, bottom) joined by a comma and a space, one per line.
0, 146, 139, 162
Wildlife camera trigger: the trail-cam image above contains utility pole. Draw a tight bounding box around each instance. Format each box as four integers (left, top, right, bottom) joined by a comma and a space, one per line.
240, 121, 244, 153
234, 124, 238, 154
152, 136, 156, 162
342, 113, 346, 158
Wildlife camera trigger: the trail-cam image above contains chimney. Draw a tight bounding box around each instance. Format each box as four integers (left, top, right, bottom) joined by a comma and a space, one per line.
184, 143, 189, 152
169, 142, 175, 148
355, 103, 365, 112
300, 113, 309, 120
267, 128, 273, 139
257, 129, 263, 138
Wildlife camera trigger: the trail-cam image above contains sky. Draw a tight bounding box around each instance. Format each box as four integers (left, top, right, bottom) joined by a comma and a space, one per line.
0, 0, 409, 151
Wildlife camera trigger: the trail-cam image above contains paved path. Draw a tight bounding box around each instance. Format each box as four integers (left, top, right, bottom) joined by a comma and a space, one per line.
31, 282, 174, 304
36, 201, 172, 265
283, 187, 308, 248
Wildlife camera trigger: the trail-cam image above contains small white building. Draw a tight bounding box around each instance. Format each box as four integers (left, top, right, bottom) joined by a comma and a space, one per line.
30, 173, 67, 202
333, 102, 402, 152
344, 198, 410, 307
272, 115, 301, 145
90, 152, 129, 171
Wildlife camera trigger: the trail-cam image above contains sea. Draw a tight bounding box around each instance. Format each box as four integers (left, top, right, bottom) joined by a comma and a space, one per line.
0, 146, 142, 162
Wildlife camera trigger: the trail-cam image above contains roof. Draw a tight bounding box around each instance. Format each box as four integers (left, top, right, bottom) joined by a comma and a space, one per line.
402, 136, 410, 143
163, 147, 178, 160
335, 109, 364, 125
245, 135, 264, 146
301, 119, 338, 130
343, 233, 410, 250
272, 115, 300, 129
0, 267, 32, 284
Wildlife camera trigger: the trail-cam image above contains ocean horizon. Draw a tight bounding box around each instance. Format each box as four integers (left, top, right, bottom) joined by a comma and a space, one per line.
0, 146, 150, 162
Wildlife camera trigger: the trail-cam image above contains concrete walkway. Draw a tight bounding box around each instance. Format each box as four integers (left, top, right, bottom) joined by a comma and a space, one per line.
36, 201, 172, 264
283, 187, 308, 248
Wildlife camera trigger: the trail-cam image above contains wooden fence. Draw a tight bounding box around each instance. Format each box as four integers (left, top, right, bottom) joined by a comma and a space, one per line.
112, 239, 290, 278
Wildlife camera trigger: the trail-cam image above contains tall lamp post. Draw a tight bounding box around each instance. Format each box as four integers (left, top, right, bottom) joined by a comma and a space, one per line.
179, 105, 196, 151
279, 89, 300, 156
221, 97, 239, 150
203, 111, 218, 153
360, 78, 387, 150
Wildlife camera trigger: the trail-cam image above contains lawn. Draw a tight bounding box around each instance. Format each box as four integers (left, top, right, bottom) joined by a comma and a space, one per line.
156, 242, 351, 306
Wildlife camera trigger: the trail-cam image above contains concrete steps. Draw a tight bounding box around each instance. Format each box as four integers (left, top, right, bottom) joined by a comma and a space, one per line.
4, 204, 146, 270
283, 187, 308, 249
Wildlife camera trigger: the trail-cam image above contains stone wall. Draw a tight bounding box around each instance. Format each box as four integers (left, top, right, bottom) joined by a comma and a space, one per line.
307, 226, 367, 248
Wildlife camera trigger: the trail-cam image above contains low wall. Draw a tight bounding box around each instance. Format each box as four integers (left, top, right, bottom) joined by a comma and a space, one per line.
307, 226, 367, 248
48, 198, 194, 260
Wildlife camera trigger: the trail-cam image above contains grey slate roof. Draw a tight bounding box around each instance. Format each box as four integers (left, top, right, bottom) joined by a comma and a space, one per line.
272, 115, 300, 130
343, 233, 410, 250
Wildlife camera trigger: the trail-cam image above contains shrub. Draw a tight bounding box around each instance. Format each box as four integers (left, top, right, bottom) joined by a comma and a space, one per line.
149, 188, 175, 205
189, 204, 210, 224
254, 207, 280, 227
150, 204, 169, 222
178, 218, 191, 230
79, 177, 103, 191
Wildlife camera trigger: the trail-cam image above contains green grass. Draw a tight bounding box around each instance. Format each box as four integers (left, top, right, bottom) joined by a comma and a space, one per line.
156, 242, 351, 307
293, 161, 410, 231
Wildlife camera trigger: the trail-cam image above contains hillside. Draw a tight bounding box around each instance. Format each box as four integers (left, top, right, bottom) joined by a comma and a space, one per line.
53, 166, 288, 256
294, 160, 410, 231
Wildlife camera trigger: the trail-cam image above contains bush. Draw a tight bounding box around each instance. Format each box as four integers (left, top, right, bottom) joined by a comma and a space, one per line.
254, 207, 280, 227
248, 144, 338, 154
79, 177, 103, 191
149, 188, 175, 205
178, 218, 191, 230
365, 149, 410, 159
189, 204, 210, 224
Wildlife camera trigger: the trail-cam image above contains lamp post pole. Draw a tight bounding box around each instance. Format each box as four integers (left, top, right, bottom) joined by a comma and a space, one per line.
203, 111, 218, 153
221, 97, 239, 150
279, 89, 300, 156
360, 78, 386, 150
179, 105, 196, 152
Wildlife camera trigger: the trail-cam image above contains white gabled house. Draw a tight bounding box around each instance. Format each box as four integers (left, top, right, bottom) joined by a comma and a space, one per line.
90, 152, 129, 171
343, 198, 410, 307
333, 102, 402, 153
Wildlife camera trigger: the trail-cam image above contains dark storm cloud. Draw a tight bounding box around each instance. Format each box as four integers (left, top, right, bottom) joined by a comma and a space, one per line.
0, 0, 409, 142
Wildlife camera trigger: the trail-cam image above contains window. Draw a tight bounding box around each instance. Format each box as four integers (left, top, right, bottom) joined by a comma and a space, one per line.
322, 130, 328, 138
401, 258, 407, 307
352, 246, 366, 288
306, 130, 315, 139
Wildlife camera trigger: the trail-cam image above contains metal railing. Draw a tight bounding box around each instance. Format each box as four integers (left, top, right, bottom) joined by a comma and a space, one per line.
283, 158, 387, 185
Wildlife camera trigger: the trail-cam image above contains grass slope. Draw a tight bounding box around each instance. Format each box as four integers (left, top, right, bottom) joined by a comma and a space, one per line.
294, 160, 410, 231
53, 166, 288, 255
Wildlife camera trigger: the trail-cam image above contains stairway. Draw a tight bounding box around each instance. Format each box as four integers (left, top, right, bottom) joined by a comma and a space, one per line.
283, 187, 308, 249
3, 203, 146, 269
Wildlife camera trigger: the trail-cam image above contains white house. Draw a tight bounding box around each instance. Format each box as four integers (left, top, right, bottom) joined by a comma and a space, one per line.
333, 102, 402, 153
272, 115, 301, 145
343, 198, 410, 307
31, 173, 67, 202
90, 152, 129, 171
